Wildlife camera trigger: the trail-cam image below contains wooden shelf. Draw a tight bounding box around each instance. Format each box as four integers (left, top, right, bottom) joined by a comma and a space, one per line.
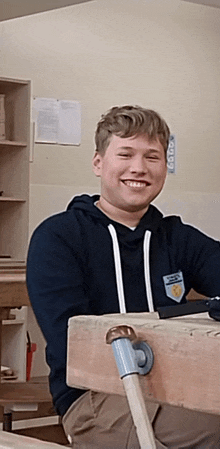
0, 274, 26, 283
0, 140, 27, 147
2, 319, 25, 325
0, 197, 26, 202
0, 259, 26, 268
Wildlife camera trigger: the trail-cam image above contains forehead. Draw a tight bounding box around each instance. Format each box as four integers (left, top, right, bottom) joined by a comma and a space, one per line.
106, 134, 164, 152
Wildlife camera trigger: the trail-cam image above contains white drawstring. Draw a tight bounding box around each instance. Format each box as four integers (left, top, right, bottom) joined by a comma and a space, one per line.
143, 230, 154, 312
108, 225, 154, 313
108, 224, 127, 313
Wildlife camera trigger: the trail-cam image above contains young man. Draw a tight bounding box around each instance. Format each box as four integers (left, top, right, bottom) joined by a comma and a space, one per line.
27, 106, 220, 448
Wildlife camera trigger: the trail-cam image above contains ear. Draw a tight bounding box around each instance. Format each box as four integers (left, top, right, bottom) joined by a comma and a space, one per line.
92, 151, 103, 177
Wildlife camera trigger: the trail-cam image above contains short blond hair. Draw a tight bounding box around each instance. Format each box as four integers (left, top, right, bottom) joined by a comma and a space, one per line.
95, 105, 170, 155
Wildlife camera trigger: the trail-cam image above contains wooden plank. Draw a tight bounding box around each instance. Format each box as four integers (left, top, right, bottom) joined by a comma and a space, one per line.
0, 198, 26, 202
0, 402, 56, 422
0, 268, 29, 307
0, 381, 51, 406
0, 261, 26, 271
67, 312, 220, 415
0, 141, 27, 147
0, 281, 30, 307
0, 430, 65, 448
12, 425, 68, 446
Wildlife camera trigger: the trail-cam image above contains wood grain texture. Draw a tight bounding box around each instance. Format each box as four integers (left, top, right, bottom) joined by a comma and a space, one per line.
122, 375, 156, 449
67, 312, 220, 415
0, 270, 30, 307
0, 282, 29, 308
0, 381, 51, 406
0, 430, 66, 448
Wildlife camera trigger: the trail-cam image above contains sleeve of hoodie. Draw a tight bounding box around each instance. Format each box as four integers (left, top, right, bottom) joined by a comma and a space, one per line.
26, 213, 90, 415
177, 219, 220, 297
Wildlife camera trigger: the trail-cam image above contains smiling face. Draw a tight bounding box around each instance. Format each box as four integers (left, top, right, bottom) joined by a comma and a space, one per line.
93, 134, 167, 225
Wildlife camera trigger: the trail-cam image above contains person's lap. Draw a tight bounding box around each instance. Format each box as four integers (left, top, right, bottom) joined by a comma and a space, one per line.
62, 391, 220, 448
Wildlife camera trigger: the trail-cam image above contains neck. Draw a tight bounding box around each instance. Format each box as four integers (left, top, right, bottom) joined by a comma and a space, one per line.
96, 197, 149, 227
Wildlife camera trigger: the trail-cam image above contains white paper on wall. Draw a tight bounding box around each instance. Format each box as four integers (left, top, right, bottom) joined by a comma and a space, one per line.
33, 97, 81, 145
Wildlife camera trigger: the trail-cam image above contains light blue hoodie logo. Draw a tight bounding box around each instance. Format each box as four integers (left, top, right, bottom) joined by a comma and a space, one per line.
163, 271, 185, 303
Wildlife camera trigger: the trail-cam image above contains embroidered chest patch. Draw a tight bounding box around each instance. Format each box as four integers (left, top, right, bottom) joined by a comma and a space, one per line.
163, 271, 185, 303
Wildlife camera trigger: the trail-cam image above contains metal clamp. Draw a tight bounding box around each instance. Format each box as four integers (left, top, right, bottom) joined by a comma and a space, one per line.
106, 325, 154, 378
133, 341, 154, 376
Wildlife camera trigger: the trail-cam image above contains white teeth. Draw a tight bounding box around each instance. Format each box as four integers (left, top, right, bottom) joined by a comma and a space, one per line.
124, 181, 146, 188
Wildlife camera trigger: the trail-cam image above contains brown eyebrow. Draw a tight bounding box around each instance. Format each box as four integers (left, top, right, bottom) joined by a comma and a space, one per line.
115, 146, 164, 158
117, 146, 134, 150
147, 149, 161, 154
117, 147, 161, 154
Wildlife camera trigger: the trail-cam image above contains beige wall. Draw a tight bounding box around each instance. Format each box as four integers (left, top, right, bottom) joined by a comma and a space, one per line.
1, 0, 220, 375
1, 0, 220, 234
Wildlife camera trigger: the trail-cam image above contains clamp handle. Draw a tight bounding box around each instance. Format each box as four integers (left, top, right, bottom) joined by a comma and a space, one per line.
106, 324, 156, 449
106, 324, 137, 345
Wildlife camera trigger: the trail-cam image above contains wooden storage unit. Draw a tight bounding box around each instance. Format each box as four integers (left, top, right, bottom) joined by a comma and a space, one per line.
0, 77, 31, 382
0, 77, 30, 265
1, 307, 28, 382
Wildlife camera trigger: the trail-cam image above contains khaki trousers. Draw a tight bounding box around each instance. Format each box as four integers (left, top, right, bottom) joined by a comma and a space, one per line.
62, 391, 220, 448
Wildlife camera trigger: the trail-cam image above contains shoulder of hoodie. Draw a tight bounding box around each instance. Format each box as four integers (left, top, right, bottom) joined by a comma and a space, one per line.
29, 194, 99, 243
30, 211, 81, 243
160, 213, 220, 247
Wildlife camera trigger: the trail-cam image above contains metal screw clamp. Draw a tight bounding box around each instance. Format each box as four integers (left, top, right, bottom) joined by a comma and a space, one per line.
106, 325, 154, 378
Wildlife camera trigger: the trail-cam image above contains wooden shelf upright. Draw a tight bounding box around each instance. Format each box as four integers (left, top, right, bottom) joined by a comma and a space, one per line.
0, 77, 30, 266
0, 77, 31, 382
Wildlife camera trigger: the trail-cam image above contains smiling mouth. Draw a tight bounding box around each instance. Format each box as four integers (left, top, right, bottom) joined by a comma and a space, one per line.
122, 180, 150, 188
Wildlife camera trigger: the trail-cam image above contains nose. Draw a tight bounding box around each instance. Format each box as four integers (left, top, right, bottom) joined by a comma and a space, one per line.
129, 156, 148, 174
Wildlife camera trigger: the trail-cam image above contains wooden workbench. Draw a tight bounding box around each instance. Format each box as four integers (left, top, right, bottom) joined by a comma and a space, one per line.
67, 312, 220, 416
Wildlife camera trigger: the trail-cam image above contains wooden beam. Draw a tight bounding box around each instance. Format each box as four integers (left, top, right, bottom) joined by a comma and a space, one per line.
0, 270, 30, 307
0, 282, 29, 308
0, 381, 51, 406
67, 312, 220, 415
0, 430, 66, 448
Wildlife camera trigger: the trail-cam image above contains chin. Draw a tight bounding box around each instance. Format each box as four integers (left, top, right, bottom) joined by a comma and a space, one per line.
123, 203, 149, 213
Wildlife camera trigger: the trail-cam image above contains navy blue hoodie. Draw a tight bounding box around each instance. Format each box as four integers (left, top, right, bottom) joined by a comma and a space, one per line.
26, 194, 220, 417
